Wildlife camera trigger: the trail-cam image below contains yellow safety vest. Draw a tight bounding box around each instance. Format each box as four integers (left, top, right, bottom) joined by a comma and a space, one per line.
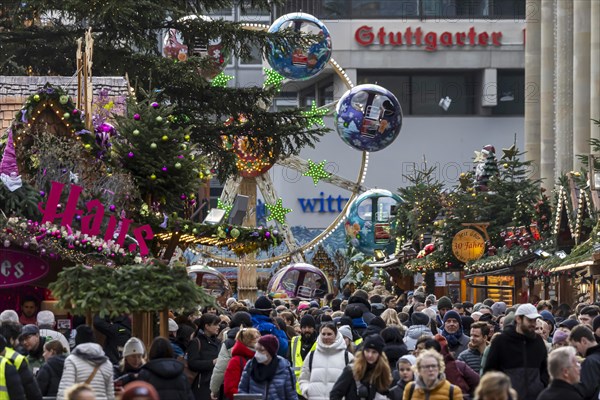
4, 348, 26, 370
354, 337, 363, 346
290, 336, 317, 395
0, 356, 10, 400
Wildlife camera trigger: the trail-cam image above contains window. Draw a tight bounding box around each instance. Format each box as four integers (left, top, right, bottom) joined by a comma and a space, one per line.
240, 0, 270, 16
239, 43, 263, 65
277, 0, 525, 20
318, 81, 334, 106
358, 70, 476, 116
492, 69, 525, 115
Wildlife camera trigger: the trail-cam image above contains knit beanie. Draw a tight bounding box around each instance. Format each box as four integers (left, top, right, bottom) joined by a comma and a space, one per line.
558, 318, 579, 330
258, 334, 279, 358
123, 337, 145, 357
254, 296, 273, 312
540, 310, 555, 326
369, 316, 386, 330
552, 329, 569, 345
345, 304, 364, 319
352, 289, 369, 301
363, 334, 385, 353
443, 310, 462, 325
300, 314, 316, 328
339, 316, 353, 327
338, 325, 353, 341
411, 312, 430, 326
0, 310, 18, 324
437, 296, 453, 310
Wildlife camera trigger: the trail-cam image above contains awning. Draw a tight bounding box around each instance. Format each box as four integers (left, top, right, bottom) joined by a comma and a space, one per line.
548, 261, 591, 273
464, 267, 512, 279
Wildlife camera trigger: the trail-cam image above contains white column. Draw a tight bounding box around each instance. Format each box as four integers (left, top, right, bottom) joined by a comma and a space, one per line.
573, 0, 591, 169
540, 0, 555, 188
525, 0, 541, 181
591, 0, 600, 142
555, 0, 573, 178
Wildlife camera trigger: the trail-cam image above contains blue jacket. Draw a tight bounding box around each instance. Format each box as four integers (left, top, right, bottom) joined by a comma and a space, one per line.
251, 314, 289, 357
238, 356, 298, 400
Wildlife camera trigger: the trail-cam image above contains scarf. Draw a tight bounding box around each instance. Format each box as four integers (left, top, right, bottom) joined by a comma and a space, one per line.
441, 327, 463, 348
250, 356, 280, 383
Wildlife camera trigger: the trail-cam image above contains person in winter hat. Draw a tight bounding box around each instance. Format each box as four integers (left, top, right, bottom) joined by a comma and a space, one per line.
0, 333, 27, 399
298, 322, 354, 400
439, 310, 470, 358
330, 334, 392, 400
250, 296, 289, 357
114, 337, 146, 390
404, 312, 433, 351
388, 355, 416, 400
238, 335, 298, 400
56, 329, 115, 400
345, 304, 368, 337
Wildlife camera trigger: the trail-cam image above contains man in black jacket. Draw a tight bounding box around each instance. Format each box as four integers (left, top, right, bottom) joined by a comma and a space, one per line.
569, 324, 600, 400
0, 322, 42, 400
483, 303, 549, 400
93, 314, 131, 365
537, 346, 583, 400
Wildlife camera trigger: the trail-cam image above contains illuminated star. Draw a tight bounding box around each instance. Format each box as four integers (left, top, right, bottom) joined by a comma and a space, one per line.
502, 144, 518, 160
266, 198, 292, 225
302, 101, 328, 127
217, 199, 233, 219
303, 159, 331, 185
474, 151, 485, 163
211, 72, 234, 88
263, 68, 285, 91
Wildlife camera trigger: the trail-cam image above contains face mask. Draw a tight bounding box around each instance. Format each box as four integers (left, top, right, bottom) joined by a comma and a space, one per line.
255, 351, 269, 364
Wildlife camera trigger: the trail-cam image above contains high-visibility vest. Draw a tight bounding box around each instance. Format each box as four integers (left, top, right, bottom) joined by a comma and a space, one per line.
290, 336, 317, 395
0, 357, 10, 400
354, 337, 363, 346
4, 347, 26, 370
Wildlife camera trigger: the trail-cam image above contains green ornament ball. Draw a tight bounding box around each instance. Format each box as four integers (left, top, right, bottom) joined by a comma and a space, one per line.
150, 174, 157, 180
180, 144, 187, 150
230, 228, 240, 239
184, 135, 190, 141
132, 129, 140, 136
175, 162, 182, 169
59, 95, 69, 105
161, 135, 169, 141
63, 112, 70, 119
156, 116, 163, 123
192, 228, 198, 234
150, 143, 157, 149
33, 94, 40, 101
84, 144, 91, 150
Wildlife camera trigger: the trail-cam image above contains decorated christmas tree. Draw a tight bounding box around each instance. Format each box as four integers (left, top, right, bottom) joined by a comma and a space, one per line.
0, 0, 327, 180
113, 93, 207, 217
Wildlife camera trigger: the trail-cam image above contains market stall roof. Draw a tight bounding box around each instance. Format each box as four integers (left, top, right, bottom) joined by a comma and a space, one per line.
464, 267, 512, 279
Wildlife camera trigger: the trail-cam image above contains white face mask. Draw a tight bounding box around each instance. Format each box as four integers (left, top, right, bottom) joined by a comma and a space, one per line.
254, 351, 269, 364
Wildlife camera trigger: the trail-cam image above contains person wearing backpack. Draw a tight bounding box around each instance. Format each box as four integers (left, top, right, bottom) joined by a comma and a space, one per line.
330, 334, 391, 400
403, 349, 463, 400
298, 322, 353, 400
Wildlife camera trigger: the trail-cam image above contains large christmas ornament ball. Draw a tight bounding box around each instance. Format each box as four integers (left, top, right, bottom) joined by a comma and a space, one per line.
162, 15, 230, 80
345, 189, 403, 255
335, 84, 403, 152
266, 13, 332, 81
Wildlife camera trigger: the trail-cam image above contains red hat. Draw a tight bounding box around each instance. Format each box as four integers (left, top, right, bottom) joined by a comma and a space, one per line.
258, 334, 279, 359
121, 381, 160, 400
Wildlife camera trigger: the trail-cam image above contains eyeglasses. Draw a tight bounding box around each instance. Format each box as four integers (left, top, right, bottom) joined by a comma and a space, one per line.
419, 364, 439, 370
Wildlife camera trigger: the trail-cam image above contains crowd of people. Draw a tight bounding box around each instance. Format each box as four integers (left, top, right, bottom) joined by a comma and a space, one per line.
1, 288, 600, 400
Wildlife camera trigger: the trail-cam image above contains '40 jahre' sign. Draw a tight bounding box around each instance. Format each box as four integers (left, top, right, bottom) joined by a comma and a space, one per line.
452, 228, 485, 263
39, 181, 154, 256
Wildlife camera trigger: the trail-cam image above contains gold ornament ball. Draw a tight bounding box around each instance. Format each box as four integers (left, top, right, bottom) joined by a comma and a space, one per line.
84, 144, 92, 150
162, 135, 169, 141
184, 135, 190, 141
150, 174, 157, 180
503, 163, 509, 168
33, 94, 40, 101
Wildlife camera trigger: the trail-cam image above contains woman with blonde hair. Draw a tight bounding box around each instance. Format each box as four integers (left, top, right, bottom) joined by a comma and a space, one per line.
222, 327, 260, 400
330, 335, 392, 400
381, 308, 402, 328
403, 349, 463, 400
473, 371, 517, 400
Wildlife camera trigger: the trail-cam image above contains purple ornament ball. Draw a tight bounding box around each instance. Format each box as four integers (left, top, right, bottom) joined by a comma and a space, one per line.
128, 152, 134, 158
39, 191, 45, 197
265, 231, 271, 238
162, 166, 168, 172
109, 205, 116, 212
133, 113, 141, 120
151, 102, 159, 108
